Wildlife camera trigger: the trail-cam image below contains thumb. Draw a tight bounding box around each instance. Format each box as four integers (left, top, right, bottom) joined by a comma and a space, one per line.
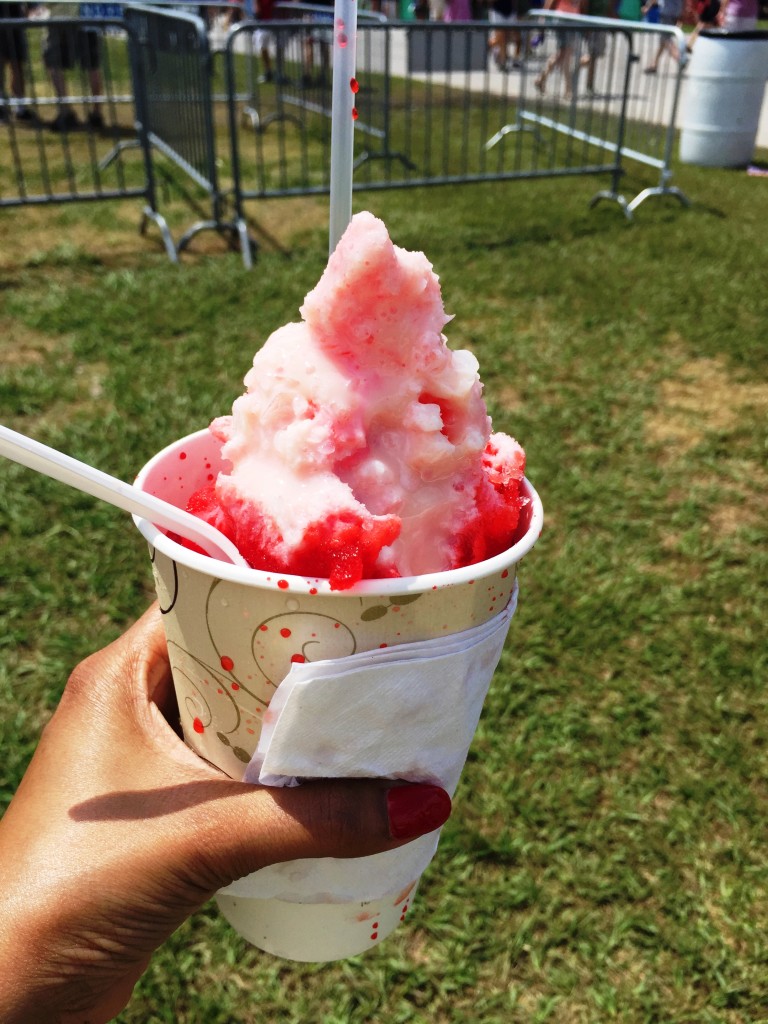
181, 779, 452, 891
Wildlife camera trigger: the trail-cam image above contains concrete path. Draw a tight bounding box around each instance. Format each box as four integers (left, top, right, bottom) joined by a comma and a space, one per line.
756, 84, 768, 152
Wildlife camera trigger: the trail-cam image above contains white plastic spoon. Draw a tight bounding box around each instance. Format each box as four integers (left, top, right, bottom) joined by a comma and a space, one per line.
0, 424, 249, 567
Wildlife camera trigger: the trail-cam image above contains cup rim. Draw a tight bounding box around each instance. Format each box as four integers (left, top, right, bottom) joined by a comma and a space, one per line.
133, 429, 544, 596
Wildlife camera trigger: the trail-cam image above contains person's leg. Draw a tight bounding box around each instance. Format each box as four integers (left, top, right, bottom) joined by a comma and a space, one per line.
560, 43, 574, 98
581, 52, 596, 91
496, 28, 510, 68
46, 27, 79, 128
537, 31, 573, 94
79, 28, 104, 126
2, 23, 34, 118
9, 56, 23, 99
260, 40, 273, 81
87, 66, 103, 124
488, 12, 504, 69
584, 35, 604, 91
536, 49, 558, 92
511, 27, 524, 64
302, 34, 314, 84
317, 35, 330, 82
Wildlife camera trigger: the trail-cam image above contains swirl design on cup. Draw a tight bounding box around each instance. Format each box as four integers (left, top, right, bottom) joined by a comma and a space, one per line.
251, 612, 357, 685
150, 547, 179, 614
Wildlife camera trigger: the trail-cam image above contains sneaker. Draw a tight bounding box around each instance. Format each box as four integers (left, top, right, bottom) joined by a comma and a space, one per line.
257, 70, 274, 84
49, 110, 80, 132
15, 107, 39, 124
87, 110, 105, 130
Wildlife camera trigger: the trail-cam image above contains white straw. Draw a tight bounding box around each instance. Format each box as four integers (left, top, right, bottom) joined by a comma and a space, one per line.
328, 0, 358, 255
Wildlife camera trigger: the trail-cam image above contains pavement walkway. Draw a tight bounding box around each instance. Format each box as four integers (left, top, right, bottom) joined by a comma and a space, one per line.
754, 84, 768, 152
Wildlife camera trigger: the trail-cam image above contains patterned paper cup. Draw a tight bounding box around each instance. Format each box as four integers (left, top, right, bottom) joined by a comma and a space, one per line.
134, 429, 543, 960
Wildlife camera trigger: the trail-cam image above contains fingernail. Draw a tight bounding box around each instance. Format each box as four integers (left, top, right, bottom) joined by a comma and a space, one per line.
387, 784, 452, 840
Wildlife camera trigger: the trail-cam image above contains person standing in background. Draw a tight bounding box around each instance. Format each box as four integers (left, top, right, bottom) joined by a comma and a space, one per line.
0, 2, 36, 122
534, 0, 584, 98
253, 0, 277, 84
44, 2, 105, 131
579, 0, 616, 93
643, 0, 684, 72
686, 0, 720, 49
488, 0, 516, 69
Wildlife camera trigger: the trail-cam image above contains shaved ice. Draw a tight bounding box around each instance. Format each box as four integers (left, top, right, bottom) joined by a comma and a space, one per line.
187, 212, 526, 590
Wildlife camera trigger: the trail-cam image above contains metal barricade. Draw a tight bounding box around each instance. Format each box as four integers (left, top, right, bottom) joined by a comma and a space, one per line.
225, 20, 656, 234
124, 3, 248, 255
0, 5, 173, 255
3, 11, 692, 263
529, 8, 690, 213
237, 3, 386, 134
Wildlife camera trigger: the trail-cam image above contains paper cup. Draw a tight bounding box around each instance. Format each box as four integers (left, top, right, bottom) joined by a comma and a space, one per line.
216, 880, 421, 962
134, 429, 543, 960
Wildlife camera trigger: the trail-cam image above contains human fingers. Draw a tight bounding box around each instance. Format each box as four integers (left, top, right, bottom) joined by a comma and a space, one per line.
166, 777, 452, 893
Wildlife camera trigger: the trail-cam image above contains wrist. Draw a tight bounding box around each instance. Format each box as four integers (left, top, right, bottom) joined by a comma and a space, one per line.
0, 917, 48, 1024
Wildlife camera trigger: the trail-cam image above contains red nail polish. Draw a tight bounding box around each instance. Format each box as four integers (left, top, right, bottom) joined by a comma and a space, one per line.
387, 784, 452, 840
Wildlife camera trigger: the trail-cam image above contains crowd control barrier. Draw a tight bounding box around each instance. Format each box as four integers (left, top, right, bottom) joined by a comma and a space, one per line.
0, 8, 174, 256
529, 8, 690, 213
124, 3, 249, 255
224, 15, 691, 260
2, 8, 695, 263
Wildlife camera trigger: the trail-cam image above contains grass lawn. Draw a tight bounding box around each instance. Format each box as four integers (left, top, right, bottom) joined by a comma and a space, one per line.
1, 148, 768, 1022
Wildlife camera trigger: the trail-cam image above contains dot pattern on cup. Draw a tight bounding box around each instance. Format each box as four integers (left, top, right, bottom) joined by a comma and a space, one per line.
149, 546, 517, 777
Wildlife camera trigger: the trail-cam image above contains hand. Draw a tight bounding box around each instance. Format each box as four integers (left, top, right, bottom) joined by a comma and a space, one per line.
0, 605, 451, 1024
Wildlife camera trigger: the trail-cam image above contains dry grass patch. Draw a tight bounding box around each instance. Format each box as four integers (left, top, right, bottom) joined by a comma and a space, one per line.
646, 356, 768, 457
645, 358, 768, 543
0, 322, 62, 366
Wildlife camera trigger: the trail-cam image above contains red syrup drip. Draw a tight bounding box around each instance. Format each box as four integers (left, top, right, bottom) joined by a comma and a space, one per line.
352, 107, 359, 120
350, 77, 359, 93
220, 655, 234, 671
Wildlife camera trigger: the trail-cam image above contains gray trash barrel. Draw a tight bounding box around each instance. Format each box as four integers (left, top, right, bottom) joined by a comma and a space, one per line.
679, 29, 768, 168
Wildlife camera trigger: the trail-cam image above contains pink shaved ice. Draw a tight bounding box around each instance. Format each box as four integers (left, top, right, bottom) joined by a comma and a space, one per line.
187, 212, 526, 590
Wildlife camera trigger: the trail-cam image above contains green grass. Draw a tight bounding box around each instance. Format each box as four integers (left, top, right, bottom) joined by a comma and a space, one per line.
1, 152, 768, 1022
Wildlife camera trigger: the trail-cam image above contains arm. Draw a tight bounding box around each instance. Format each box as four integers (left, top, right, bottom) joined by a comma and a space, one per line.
0, 605, 451, 1024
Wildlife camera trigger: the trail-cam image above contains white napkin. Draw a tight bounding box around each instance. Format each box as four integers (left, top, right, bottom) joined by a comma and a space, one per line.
219, 583, 517, 903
